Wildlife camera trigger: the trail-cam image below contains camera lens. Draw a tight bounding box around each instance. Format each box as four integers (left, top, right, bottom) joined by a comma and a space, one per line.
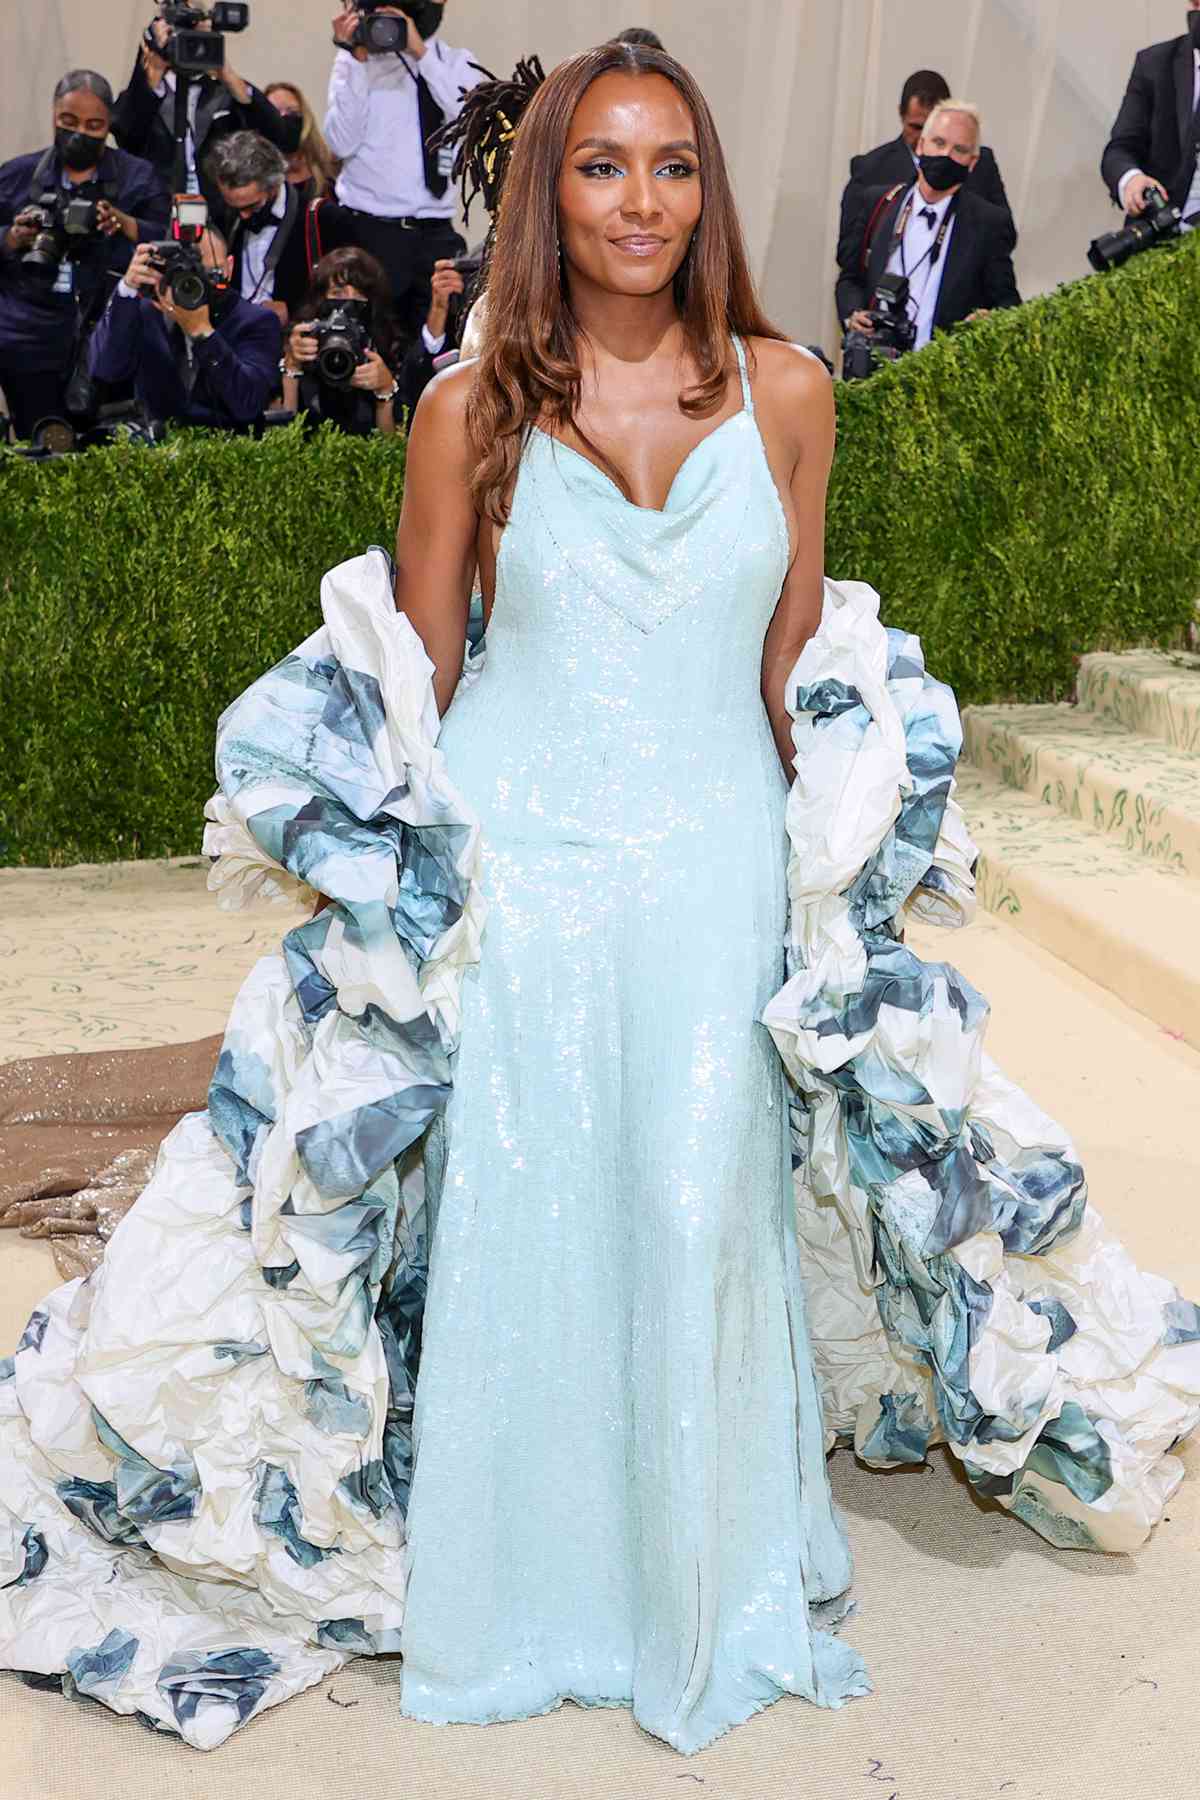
171, 268, 208, 311
318, 342, 358, 386
363, 14, 406, 51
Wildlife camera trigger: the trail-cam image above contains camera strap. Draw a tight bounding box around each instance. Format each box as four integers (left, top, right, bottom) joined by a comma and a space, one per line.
304, 196, 332, 279
26, 147, 119, 209
859, 183, 906, 271
890, 186, 959, 283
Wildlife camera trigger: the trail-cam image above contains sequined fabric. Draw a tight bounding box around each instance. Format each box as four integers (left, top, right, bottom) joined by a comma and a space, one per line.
397, 339, 870, 1748
0, 1038, 221, 1279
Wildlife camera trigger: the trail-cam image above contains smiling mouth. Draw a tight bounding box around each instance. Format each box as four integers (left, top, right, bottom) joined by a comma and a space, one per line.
610, 235, 668, 257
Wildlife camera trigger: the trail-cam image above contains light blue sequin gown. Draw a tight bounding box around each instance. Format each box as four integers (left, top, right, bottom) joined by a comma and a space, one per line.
398, 340, 871, 1752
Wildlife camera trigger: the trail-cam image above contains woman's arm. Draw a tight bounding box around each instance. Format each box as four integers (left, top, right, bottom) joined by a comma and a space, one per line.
393, 362, 480, 718
756, 347, 836, 778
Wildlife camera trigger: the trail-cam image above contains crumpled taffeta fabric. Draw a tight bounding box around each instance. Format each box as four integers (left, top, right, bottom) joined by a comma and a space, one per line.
766, 579, 1200, 1555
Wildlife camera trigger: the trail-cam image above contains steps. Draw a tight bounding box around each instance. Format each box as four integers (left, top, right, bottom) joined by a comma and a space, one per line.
956, 650, 1200, 1049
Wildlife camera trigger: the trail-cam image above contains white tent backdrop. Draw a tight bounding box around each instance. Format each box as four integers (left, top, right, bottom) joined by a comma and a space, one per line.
2, 2, 1184, 350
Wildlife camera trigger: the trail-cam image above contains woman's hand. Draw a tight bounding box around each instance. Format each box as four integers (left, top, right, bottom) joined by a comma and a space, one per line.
351, 348, 396, 395
286, 323, 319, 368
425, 259, 466, 339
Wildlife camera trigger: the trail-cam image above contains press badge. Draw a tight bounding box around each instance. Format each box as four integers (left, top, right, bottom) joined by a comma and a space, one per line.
52, 260, 75, 295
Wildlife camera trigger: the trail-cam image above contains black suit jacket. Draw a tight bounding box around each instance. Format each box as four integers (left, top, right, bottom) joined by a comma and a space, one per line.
1102, 35, 1198, 210
111, 52, 293, 205
839, 135, 1014, 274
835, 183, 1021, 334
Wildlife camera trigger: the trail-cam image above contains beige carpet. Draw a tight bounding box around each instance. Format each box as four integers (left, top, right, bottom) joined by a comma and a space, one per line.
1, 866, 1197, 1800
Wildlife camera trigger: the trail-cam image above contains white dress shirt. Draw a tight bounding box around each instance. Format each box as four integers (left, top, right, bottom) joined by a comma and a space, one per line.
884, 186, 957, 349
1117, 48, 1200, 227
239, 184, 288, 303
324, 38, 485, 219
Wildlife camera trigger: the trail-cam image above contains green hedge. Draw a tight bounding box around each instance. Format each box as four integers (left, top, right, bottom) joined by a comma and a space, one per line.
2, 236, 1198, 866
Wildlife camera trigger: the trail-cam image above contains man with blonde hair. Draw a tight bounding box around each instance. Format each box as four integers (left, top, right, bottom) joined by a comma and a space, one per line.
836, 98, 1020, 364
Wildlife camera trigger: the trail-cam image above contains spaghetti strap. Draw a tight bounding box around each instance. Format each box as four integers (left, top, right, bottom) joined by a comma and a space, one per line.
731, 334, 754, 413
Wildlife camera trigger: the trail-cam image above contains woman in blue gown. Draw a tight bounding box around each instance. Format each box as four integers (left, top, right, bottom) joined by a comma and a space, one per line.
1, 40, 1198, 1757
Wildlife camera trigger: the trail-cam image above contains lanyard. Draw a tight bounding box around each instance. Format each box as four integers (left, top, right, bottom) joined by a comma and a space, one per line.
893, 189, 956, 278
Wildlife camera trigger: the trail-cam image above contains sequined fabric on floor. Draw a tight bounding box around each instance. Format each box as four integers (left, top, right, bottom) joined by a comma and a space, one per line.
0, 1039, 220, 1279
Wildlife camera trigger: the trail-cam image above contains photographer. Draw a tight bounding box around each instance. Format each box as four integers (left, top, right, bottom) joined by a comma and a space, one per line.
89, 224, 281, 431
839, 70, 1012, 250
323, 3, 485, 339
207, 130, 348, 323
1102, 4, 1200, 224
398, 250, 475, 412
281, 245, 403, 434
0, 71, 169, 442
112, 8, 295, 202
837, 101, 1020, 366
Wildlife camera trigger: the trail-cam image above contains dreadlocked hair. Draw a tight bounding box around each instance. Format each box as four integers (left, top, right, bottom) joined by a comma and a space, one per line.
428, 55, 547, 226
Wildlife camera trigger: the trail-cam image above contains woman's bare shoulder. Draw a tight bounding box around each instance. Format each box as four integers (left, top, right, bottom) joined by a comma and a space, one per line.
744, 336, 833, 399
744, 336, 835, 458
411, 355, 478, 431
408, 356, 480, 473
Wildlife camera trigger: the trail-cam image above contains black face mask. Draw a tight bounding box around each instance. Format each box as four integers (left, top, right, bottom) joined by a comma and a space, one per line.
273, 111, 304, 155
404, 2, 444, 39
55, 128, 106, 173
1189, 10, 1200, 48
919, 153, 966, 194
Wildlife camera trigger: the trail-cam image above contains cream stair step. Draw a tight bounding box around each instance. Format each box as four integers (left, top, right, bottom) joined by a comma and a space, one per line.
962, 702, 1200, 878
1077, 648, 1200, 753
952, 761, 1200, 1050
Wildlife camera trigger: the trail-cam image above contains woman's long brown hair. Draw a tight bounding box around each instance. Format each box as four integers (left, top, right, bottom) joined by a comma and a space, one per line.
465, 43, 786, 524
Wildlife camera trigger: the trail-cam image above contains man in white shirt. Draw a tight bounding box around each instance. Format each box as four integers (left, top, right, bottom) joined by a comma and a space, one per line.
324, 3, 485, 342
1103, 3, 1200, 228
836, 102, 1020, 359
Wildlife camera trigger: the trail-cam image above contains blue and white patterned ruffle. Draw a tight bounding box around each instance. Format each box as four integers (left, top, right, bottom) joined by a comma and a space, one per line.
766, 579, 1200, 1552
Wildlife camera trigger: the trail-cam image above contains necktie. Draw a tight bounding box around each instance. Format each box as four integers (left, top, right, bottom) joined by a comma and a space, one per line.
416, 72, 447, 199
920, 207, 938, 228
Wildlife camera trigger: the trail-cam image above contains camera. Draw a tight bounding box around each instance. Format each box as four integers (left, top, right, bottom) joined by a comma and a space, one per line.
841, 272, 918, 381
350, 2, 409, 56
138, 193, 218, 311
147, 4, 250, 78
312, 301, 373, 385
143, 241, 210, 310
20, 190, 105, 280
1088, 186, 1184, 273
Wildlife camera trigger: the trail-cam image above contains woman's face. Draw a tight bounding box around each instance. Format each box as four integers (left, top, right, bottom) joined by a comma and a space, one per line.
557, 71, 702, 298
265, 87, 302, 121
326, 283, 368, 304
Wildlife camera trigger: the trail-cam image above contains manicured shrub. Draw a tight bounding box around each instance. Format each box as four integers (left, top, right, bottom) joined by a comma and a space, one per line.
2, 236, 1197, 865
